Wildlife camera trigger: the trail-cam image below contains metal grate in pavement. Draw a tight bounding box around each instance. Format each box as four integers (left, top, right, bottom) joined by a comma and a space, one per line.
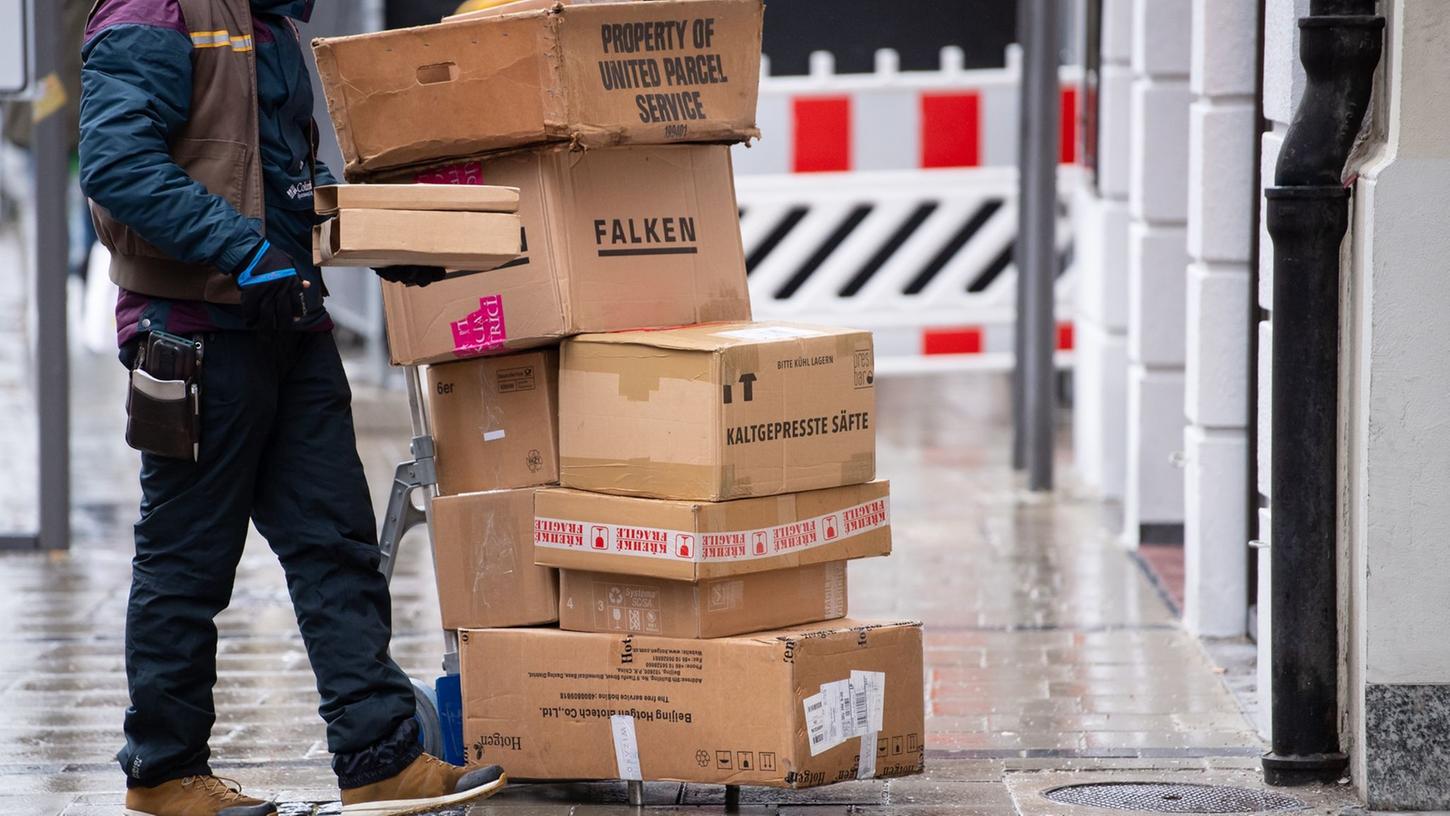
1043, 783, 1305, 813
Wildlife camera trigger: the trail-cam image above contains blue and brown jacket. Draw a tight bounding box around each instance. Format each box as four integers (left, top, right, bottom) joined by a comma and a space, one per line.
79, 0, 335, 342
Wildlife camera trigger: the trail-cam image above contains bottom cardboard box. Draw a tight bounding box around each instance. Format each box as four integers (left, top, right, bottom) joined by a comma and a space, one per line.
460, 619, 924, 786
558, 562, 848, 638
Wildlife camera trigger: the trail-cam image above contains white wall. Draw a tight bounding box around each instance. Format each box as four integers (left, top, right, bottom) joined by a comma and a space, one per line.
1072, 0, 1133, 501
1122, 0, 1191, 547
1345, 1, 1450, 806
1181, 0, 1257, 638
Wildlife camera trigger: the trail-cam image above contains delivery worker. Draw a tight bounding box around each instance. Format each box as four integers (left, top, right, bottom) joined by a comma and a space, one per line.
78, 2, 505, 815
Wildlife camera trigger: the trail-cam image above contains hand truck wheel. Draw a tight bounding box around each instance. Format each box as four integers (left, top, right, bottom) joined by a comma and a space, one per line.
411, 676, 446, 758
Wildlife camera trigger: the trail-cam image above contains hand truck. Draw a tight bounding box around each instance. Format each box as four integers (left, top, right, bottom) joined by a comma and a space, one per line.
374, 365, 464, 766
374, 365, 742, 809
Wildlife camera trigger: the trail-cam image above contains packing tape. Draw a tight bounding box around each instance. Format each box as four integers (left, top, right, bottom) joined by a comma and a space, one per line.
610, 714, 643, 781
858, 733, 878, 780
565, 345, 712, 402
534, 495, 889, 564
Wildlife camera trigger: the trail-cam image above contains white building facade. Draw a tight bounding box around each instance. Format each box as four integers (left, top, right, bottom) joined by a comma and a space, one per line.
1074, 0, 1450, 806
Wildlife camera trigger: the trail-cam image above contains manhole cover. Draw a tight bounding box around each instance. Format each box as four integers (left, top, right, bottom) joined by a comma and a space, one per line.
1043, 783, 1305, 813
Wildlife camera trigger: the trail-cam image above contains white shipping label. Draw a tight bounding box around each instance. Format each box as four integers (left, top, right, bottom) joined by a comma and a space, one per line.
803, 672, 887, 756
713, 326, 827, 341
534, 496, 890, 563
803, 683, 851, 757
610, 715, 642, 781
482, 429, 507, 442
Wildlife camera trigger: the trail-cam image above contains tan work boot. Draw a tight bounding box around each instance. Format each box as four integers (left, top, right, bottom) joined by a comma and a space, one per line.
340, 754, 506, 816
123, 775, 277, 816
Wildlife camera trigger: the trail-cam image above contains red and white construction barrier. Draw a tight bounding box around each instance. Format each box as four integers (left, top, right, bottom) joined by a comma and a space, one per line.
737, 166, 1078, 375
733, 47, 1081, 176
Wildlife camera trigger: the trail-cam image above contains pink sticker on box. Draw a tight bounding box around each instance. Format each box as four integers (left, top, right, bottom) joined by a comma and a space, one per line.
415, 161, 485, 186
450, 295, 507, 357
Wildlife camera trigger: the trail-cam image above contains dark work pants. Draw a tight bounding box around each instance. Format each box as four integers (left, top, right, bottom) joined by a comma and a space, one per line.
118, 331, 417, 788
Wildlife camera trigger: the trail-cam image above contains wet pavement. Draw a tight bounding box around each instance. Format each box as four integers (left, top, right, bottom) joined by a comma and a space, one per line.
0, 263, 1353, 813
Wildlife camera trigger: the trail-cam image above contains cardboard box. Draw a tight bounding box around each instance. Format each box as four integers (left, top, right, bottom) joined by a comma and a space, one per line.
447, 0, 625, 20
426, 350, 560, 495
380, 145, 750, 366
533, 481, 891, 581
560, 321, 876, 500
559, 561, 847, 638
314, 0, 763, 178
314, 184, 520, 214
430, 488, 559, 629
314, 209, 522, 269
459, 619, 925, 786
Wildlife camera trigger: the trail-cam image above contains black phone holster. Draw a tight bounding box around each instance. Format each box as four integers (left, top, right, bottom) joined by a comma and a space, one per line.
126, 331, 203, 461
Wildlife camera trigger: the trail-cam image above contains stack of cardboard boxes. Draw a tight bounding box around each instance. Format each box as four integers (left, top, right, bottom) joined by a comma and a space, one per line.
313, 0, 923, 789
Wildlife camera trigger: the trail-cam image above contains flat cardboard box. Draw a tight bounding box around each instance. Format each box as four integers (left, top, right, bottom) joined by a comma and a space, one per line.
533, 481, 891, 581
559, 561, 847, 638
314, 184, 519, 214
430, 488, 559, 629
560, 321, 876, 500
459, 619, 925, 785
426, 350, 560, 495
380, 145, 750, 366
313, 209, 522, 269
314, 0, 763, 178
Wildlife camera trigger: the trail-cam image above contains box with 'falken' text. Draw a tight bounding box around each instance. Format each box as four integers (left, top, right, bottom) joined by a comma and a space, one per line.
379, 145, 750, 366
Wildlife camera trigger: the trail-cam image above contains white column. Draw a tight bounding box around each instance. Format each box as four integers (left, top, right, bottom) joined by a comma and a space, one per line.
1123, 0, 1191, 548
1255, 0, 1309, 743
1345, 1, 1450, 806
1072, 0, 1133, 500
1181, 0, 1258, 638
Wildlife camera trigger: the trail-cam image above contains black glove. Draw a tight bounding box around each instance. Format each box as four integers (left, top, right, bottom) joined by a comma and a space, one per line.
231, 240, 309, 330
373, 265, 447, 288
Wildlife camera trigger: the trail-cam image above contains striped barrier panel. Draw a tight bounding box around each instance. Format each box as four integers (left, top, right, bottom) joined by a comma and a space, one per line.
738, 166, 1077, 375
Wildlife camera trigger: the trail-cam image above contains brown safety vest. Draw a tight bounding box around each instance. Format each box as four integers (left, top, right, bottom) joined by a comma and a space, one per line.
88, 0, 265, 305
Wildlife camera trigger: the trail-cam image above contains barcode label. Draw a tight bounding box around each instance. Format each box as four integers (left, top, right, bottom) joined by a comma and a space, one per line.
803, 693, 830, 754
852, 670, 887, 733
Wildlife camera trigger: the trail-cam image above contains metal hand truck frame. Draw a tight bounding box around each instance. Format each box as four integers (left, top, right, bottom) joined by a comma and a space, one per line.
375, 365, 741, 809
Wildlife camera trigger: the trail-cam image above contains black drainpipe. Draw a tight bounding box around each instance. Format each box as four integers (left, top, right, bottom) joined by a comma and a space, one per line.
1262, 0, 1383, 788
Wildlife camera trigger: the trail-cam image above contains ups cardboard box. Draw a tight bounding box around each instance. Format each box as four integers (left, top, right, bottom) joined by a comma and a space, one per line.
430, 488, 560, 629
312, 184, 522, 269
560, 322, 875, 500
559, 561, 847, 638
380, 145, 750, 366
448, 0, 626, 20
426, 350, 560, 495
459, 620, 925, 786
314, 0, 763, 178
533, 481, 891, 581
